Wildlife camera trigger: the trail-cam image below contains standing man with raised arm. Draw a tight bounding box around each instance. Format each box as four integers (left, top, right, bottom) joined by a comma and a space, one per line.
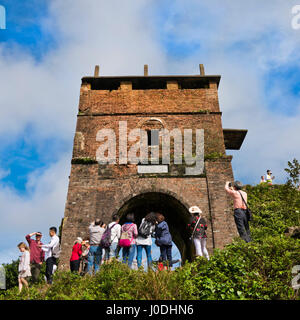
40, 227, 60, 284
225, 181, 251, 243
25, 231, 44, 283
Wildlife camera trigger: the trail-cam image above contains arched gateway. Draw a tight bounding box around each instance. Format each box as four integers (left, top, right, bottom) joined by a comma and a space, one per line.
59, 65, 247, 269
116, 191, 195, 262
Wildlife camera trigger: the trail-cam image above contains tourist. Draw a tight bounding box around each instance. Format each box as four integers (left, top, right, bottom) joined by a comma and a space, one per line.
188, 206, 209, 260
225, 181, 251, 243
103, 214, 121, 262
136, 212, 156, 270
155, 213, 173, 269
266, 170, 275, 185
80, 240, 90, 275
17, 242, 31, 292
70, 237, 83, 273
120, 213, 138, 268
25, 231, 44, 283
260, 176, 266, 184
87, 219, 106, 275
40, 227, 60, 284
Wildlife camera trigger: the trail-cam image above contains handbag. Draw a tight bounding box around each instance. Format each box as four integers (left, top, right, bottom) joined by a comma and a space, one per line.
119, 224, 134, 248
238, 191, 253, 221
189, 216, 202, 241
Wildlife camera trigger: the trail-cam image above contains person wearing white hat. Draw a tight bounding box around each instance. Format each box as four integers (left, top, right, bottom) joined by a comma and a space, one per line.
188, 206, 209, 260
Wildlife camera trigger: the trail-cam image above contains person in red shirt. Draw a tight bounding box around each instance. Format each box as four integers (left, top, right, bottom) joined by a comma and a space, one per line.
70, 237, 83, 272
25, 232, 44, 283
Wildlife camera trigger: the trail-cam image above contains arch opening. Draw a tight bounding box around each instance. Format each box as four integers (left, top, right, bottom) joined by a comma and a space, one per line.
117, 192, 193, 263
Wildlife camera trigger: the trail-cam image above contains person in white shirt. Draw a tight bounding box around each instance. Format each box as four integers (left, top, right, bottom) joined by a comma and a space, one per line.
104, 214, 121, 262
17, 242, 31, 292
136, 212, 156, 270
40, 227, 60, 284
260, 176, 266, 184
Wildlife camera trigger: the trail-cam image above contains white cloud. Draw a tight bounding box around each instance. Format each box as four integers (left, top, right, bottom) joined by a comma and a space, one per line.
0, 168, 10, 180
0, 152, 71, 264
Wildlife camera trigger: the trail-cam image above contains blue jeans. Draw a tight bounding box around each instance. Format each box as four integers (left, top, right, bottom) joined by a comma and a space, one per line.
160, 245, 172, 267
104, 242, 119, 260
136, 245, 152, 270
122, 244, 136, 268
87, 245, 102, 274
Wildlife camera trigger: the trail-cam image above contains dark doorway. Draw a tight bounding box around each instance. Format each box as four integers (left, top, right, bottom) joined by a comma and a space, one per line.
117, 192, 193, 262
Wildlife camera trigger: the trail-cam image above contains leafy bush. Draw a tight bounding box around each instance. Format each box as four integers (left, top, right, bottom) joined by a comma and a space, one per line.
175, 236, 300, 300
1, 260, 19, 290
284, 158, 300, 187
246, 184, 300, 240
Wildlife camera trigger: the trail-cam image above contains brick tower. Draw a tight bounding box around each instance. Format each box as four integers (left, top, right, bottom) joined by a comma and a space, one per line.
59, 65, 247, 268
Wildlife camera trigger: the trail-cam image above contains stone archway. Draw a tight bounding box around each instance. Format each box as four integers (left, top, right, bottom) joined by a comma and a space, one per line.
116, 191, 193, 262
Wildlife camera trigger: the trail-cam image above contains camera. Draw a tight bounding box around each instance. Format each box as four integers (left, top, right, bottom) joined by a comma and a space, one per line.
228, 182, 232, 188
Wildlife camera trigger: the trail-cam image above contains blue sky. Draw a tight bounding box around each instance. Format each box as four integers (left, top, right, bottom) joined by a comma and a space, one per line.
0, 0, 300, 264
0, 0, 56, 59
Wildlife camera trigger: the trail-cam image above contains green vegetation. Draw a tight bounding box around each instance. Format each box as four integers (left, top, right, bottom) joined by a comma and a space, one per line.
284, 158, 300, 188
190, 109, 210, 114
1, 260, 19, 290
1, 260, 46, 291
1, 183, 299, 300
204, 152, 224, 160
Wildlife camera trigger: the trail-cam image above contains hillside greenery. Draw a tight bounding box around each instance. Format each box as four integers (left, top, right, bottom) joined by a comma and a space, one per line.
1, 183, 299, 300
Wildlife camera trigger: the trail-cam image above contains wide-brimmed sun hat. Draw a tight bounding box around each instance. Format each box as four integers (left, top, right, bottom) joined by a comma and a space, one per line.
189, 206, 202, 214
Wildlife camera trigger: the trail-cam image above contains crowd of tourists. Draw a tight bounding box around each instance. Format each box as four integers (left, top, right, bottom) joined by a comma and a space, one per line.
73, 211, 189, 276
17, 227, 60, 292
16, 176, 257, 292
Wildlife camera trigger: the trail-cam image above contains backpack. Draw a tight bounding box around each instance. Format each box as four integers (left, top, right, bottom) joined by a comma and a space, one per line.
52, 242, 61, 259
119, 224, 135, 248
100, 223, 117, 248
138, 220, 152, 238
